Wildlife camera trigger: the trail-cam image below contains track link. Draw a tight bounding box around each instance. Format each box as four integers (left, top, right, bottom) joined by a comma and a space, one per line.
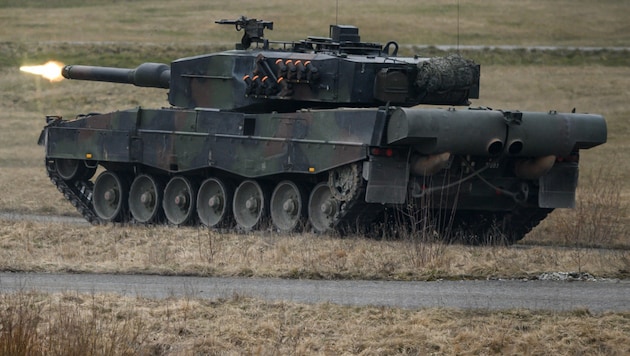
503, 206, 554, 241
452, 206, 553, 244
333, 189, 385, 233
46, 160, 101, 225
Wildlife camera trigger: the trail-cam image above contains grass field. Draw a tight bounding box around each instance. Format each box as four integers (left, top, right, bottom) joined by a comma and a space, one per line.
2, 291, 629, 355
1, 0, 629, 46
1, 0, 629, 354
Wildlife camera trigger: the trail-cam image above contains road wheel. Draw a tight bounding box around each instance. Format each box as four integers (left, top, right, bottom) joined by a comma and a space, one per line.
233, 180, 267, 230
308, 182, 339, 234
163, 176, 197, 225
270, 180, 306, 232
93, 170, 129, 222
197, 177, 233, 228
129, 174, 164, 223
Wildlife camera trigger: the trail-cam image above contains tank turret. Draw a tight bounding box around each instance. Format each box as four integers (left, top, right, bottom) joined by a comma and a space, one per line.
61, 17, 479, 113
39, 17, 606, 244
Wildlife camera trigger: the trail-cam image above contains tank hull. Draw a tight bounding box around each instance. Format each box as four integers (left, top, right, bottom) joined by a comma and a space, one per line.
40, 106, 606, 243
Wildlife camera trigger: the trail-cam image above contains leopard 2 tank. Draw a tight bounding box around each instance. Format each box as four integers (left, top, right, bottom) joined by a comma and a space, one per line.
39, 16, 607, 244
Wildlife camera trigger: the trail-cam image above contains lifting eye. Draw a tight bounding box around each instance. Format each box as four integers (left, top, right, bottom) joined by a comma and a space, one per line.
382, 41, 399, 56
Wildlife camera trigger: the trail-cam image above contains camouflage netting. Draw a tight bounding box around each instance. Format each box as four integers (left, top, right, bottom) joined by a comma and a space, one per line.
415, 55, 479, 94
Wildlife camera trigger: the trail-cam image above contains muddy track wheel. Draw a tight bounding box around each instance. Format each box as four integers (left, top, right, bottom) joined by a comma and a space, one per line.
93, 171, 129, 222
308, 182, 340, 234
197, 177, 233, 228
163, 176, 197, 225
270, 180, 307, 233
129, 174, 164, 223
233, 180, 267, 231
328, 163, 361, 202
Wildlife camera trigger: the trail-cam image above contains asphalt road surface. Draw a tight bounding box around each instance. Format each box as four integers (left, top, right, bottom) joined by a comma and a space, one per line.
1, 272, 628, 312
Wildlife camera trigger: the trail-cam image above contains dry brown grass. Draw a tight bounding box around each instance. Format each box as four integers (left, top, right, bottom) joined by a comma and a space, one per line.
1, 291, 629, 355
1, 220, 628, 280
1, 0, 629, 47
1, 2, 629, 353
529, 169, 629, 249
0, 292, 146, 356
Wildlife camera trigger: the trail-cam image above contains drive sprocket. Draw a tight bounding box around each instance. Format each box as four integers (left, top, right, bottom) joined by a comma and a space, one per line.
328, 163, 362, 202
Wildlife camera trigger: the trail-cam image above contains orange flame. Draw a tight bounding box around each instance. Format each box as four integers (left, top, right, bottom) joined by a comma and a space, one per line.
20, 60, 65, 82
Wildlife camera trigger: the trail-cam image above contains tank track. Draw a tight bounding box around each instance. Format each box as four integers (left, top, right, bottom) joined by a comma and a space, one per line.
502, 206, 553, 242
45, 161, 550, 244
333, 187, 385, 234
46, 160, 101, 225
452, 206, 553, 244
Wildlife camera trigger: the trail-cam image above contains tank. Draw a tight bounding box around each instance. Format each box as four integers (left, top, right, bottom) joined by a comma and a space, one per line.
39, 16, 607, 244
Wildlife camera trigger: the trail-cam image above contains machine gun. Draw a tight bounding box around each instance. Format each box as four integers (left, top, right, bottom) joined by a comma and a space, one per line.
215, 16, 274, 49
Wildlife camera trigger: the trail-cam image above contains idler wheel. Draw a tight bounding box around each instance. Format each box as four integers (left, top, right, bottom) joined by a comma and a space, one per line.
270, 180, 306, 232
93, 170, 129, 222
129, 174, 164, 223
233, 180, 267, 230
163, 176, 197, 225
55, 158, 96, 181
308, 182, 339, 234
197, 177, 233, 228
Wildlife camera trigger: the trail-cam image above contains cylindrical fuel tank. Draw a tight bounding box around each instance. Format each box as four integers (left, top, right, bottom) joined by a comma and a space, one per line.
386, 107, 506, 156
387, 107, 607, 157
504, 111, 607, 157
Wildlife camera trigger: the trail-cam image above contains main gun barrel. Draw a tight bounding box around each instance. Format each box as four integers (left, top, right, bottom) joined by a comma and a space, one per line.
62, 62, 170, 89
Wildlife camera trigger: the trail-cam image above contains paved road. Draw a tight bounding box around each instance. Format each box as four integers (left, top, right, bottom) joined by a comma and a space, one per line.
2, 213, 628, 312
1, 272, 628, 312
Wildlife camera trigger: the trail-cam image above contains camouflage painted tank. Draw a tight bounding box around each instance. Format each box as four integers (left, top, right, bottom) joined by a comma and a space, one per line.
39, 17, 607, 243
